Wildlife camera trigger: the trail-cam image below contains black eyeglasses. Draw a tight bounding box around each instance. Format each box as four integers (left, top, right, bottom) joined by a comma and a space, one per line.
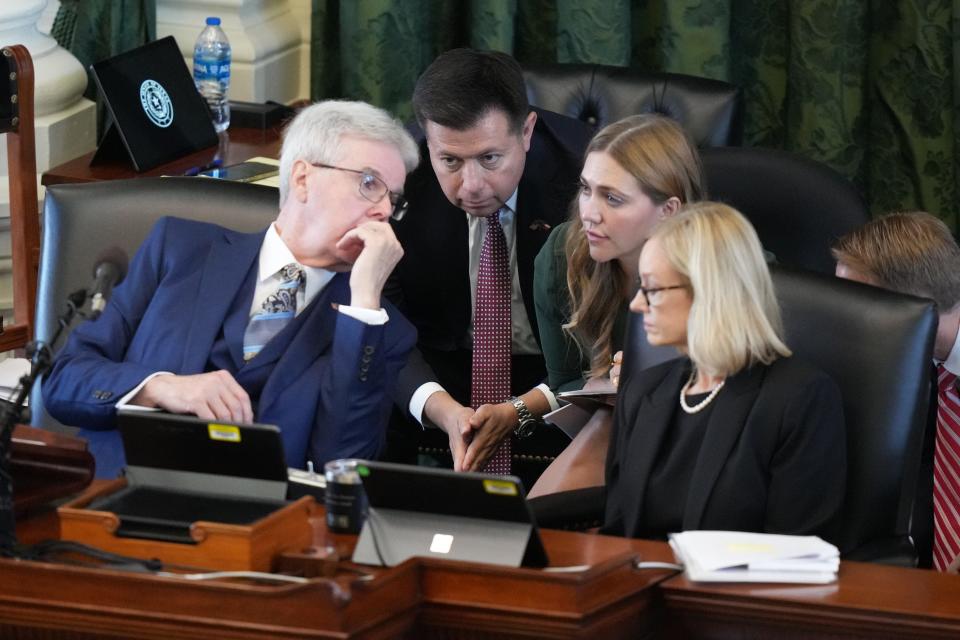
311, 163, 409, 221
638, 284, 687, 306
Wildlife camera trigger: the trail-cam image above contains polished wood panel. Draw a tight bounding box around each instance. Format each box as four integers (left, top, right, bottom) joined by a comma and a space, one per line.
7, 486, 960, 640
12, 424, 94, 515
41, 127, 283, 187
661, 561, 960, 639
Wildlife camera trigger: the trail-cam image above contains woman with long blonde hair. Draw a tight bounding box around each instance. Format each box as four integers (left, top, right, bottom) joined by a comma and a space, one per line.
602, 202, 845, 540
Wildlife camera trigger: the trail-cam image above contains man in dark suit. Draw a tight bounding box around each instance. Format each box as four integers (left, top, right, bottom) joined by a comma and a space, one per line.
833, 211, 960, 571
386, 49, 592, 481
44, 101, 419, 478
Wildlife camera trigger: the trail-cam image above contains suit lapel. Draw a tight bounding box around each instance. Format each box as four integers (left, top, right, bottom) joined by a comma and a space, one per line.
180, 228, 264, 372
515, 122, 576, 341
254, 273, 349, 418
682, 364, 766, 529
626, 362, 688, 516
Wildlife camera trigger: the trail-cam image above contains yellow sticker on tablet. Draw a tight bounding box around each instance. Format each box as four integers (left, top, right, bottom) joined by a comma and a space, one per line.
483, 479, 518, 496
208, 424, 241, 443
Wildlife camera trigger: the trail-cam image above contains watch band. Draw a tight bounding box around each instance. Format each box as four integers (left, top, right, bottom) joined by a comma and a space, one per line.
510, 396, 539, 439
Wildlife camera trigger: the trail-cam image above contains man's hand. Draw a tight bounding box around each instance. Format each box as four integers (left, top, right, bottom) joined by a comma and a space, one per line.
461, 402, 518, 471
423, 391, 474, 471
131, 370, 253, 423
948, 552, 960, 574
339, 221, 404, 309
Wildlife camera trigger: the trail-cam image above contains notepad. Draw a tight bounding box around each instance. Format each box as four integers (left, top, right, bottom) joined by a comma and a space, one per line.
668, 530, 840, 584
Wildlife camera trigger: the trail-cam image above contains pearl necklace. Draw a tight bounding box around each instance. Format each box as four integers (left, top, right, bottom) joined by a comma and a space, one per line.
679, 370, 726, 414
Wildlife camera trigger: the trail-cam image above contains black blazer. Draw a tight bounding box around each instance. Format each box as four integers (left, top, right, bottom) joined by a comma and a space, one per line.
603, 356, 846, 544
387, 109, 592, 409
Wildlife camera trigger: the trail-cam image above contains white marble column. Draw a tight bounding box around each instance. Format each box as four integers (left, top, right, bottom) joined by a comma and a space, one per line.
289, 0, 311, 102
0, 0, 96, 322
157, 0, 304, 105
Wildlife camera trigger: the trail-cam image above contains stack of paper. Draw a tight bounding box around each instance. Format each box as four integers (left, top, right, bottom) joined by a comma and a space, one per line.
669, 530, 840, 584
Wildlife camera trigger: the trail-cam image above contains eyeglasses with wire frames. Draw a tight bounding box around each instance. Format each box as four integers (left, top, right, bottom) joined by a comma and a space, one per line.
311, 163, 409, 221
637, 283, 688, 306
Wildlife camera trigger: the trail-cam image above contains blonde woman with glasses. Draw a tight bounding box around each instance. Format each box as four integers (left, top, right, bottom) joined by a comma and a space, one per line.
601, 202, 845, 541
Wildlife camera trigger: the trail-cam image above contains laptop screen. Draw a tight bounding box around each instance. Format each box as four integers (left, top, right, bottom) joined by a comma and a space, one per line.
91, 36, 218, 171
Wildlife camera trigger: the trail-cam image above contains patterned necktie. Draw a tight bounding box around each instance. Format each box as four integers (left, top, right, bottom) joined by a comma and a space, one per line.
933, 364, 960, 571
472, 211, 512, 474
243, 263, 305, 362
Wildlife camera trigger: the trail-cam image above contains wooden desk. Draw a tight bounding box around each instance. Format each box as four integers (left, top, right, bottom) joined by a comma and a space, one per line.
5, 495, 960, 639
41, 127, 283, 187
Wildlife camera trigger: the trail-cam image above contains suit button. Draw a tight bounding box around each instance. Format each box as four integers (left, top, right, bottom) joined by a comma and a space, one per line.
360, 364, 369, 373
363, 345, 375, 355
361, 355, 372, 364
359, 375, 368, 382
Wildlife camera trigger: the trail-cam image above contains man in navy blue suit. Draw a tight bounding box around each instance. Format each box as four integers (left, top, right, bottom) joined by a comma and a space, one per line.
44, 101, 419, 478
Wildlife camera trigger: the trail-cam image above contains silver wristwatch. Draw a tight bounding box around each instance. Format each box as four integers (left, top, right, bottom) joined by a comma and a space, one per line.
511, 396, 539, 439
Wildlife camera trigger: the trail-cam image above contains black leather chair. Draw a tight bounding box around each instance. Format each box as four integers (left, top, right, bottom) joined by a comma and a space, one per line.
534, 266, 936, 565
701, 147, 870, 275
32, 177, 279, 429
773, 266, 935, 563
523, 64, 743, 147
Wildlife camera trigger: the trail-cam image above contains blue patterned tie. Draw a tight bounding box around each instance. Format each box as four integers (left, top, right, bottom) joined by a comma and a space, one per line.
243, 263, 305, 362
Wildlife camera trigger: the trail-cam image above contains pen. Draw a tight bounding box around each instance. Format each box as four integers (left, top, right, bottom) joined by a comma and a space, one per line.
183, 158, 223, 176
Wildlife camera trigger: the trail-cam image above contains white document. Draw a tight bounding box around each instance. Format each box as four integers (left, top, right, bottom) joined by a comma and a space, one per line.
669, 530, 840, 584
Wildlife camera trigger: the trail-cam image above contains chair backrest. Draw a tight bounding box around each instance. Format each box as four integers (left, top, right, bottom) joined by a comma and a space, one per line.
701, 146, 870, 275
772, 266, 935, 561
0, 45, 41, 351
33, 177, 279, 427
523, 64, 743, 147
620, 266, 936, 562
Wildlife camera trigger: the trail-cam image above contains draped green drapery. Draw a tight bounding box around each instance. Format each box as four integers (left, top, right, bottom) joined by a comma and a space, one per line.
311, 0, 959, 229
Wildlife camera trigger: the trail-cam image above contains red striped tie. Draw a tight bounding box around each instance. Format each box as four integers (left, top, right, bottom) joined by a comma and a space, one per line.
472, 212, 512, 474
933, 364, 960, 571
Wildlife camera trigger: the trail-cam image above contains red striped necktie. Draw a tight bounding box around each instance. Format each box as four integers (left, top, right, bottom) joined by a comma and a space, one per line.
472, 211, 512, 474
933, 364, 960, 571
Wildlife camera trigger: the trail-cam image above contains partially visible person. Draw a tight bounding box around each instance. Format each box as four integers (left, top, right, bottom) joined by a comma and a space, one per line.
387, 48, 591, 484
832, 211, 960, 571
603, 202, 845, 542
536, 114, 704, 393
44, 100, 419, 478
526, 114, 704, 496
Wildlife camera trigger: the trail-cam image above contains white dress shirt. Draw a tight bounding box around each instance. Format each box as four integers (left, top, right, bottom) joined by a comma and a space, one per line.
409, 190, 558, 425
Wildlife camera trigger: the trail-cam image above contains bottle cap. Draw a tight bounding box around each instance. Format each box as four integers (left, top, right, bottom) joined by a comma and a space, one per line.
205, 17, 221, 26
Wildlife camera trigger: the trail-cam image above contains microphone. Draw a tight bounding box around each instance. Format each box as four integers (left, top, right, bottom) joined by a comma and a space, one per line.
88, 247, 129, 319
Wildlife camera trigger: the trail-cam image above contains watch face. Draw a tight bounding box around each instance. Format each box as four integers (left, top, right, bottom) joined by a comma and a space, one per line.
515, 419, 538, 439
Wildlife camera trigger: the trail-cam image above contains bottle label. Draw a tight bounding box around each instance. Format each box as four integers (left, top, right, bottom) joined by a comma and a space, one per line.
193, 58, 231, 82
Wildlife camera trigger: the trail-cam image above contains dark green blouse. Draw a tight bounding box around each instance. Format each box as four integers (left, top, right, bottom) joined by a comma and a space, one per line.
533, 221, 629, 393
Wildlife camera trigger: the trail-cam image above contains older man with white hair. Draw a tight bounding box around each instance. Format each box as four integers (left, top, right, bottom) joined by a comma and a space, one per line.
44, 100, 419, 478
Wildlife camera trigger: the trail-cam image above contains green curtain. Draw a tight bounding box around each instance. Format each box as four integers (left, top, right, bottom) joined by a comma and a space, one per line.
310, 0, 960, 229
52, 0, 156, 134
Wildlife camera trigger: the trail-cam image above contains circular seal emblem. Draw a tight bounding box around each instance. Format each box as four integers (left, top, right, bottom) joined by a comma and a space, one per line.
139, 79, 174, 128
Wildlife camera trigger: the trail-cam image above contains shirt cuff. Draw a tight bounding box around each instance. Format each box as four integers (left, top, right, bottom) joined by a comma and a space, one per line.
536, 383, 560, 412
410, 382, 445, 428
338, 305, 389, 325
115, 371, 173, 411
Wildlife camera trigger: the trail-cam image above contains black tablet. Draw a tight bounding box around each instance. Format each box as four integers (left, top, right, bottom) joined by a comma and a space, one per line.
352, 460, 549, 568
90, 36, 218, 171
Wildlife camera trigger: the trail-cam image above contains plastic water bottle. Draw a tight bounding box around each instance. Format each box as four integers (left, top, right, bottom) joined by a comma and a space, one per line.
193, 17, 231, 132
